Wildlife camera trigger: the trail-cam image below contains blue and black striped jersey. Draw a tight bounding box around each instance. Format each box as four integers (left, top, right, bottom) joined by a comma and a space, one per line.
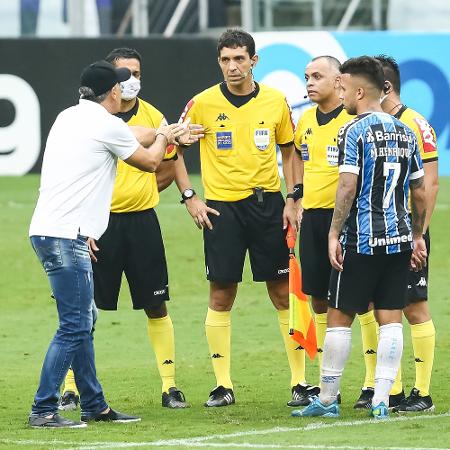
337, 112, 424, 255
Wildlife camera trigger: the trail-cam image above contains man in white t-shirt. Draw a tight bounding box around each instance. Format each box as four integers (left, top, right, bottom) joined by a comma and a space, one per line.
28, 60, 200, 428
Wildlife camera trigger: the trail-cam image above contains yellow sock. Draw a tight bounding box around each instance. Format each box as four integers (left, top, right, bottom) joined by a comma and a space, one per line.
147, 315, 176, 393
411, 320, 435, 396
357, 310, 378, 388
315, 313, 327, 369
205, 308, 232, 389
277, 309, 306, 387
390, 363, 403, 395
62, 368, 79, 395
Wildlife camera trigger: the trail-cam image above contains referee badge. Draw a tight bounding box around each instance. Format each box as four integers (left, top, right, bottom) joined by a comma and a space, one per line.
216, 131, 233, 150
300, 143, 310, 161
327, 145, 339, 166
254, 129, 270, 151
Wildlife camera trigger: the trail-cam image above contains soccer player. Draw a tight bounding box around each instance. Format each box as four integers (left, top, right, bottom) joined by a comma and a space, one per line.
293, 56, 427, 419
174, 29, 300, 407
28, 60, 196, 427
291, 56, 379, 409
375, 55, 438, 412
59, 48, 188, 411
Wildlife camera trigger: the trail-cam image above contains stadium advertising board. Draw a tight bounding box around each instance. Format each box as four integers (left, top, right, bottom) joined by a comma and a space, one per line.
254, 32, 450, 176
0, 38, 219, 175
0, 33, 449, 175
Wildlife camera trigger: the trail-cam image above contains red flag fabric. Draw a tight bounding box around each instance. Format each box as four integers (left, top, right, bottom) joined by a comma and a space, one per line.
286, 224, 317, 360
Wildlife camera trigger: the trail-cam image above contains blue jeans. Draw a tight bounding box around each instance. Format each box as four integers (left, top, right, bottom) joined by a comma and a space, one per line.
30, 235, 108, 417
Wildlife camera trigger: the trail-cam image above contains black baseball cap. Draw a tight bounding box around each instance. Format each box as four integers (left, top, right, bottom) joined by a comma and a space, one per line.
80, 60, 131, 96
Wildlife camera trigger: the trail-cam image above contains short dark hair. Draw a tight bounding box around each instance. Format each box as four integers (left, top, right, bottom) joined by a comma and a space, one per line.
340, 56, 385, 91
105, 47, 142, 66
374, 54, 401, 94
311, 55, 341, 71
217, 29, 255, 57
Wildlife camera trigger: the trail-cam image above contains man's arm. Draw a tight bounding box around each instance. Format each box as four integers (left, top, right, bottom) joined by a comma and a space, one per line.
174, 147, 219, 230
291, 149, 304, 226
328, 172, 358, 271
156, 160, 175, 192
410, 176, 428, 271
279, 144, 299, 230
129, 125, 156, 147
423, 160, 439, 232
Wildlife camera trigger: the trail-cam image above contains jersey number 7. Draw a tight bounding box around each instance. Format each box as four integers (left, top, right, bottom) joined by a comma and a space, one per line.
383, 162, 401, 209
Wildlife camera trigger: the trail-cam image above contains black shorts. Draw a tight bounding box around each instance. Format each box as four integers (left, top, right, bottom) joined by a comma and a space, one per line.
406, 229, 430, 304
328, 250, 411, 313
299, 209, 333, 298
93, 209, 169, 310
204, 192, 289, 283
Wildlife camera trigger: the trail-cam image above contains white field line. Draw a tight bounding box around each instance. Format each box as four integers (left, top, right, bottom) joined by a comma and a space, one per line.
2, 412, 450, 450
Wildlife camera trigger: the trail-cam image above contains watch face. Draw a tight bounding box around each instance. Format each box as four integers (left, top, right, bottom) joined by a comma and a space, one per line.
183, 189, 194, 199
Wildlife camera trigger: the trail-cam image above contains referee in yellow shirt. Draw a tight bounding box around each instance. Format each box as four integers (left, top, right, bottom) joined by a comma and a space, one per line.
60, 48, 187, 410
292, 56, 380, 409
376, 55, 438, 413
175, 29, 300, 407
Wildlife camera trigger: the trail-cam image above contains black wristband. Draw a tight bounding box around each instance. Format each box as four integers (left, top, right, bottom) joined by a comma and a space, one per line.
292, 183, 303, 201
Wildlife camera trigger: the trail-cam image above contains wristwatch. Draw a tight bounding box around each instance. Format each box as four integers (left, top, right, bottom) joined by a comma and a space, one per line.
180, 188, 196, 204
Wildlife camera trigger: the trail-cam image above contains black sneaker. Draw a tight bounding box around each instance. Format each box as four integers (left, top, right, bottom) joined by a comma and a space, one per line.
354, 387, 374, 409
204, 386, 235, 407
393, 388, 435, 413
389, 390, 406, 409
29, 413, 86, 428
58, 390, 79, 411
162, 387, 189, 408
81, 408, 141, 423
287, 384, 320, 407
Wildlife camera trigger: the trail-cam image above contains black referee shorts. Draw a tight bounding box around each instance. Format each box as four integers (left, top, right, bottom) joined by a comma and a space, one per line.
299, 209, 334, 298
406, 229, 430, 304
328, 249, 411, 314
204, 192, 289, 283
93, 209, 169, 310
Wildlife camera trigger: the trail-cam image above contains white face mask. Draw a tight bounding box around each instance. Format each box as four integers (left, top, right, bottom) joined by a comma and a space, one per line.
120, 75, 141, 100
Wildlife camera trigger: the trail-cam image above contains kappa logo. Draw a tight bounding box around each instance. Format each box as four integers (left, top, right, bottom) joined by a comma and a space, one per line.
317, 348, 323, 353
295, 345, 304, 351
415, 357, 424, 363
216, 113, 229, 121
416, 277, 427, 287
365, 349, 376, 355
154, 289, 166, 296
277, 268, 289, 274
211, 353, 224, 359
162, 359, 174, 365
305, 128, 313, 136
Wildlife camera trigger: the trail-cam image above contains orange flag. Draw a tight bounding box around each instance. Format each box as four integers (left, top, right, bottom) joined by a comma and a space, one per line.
286, 224, 317, 360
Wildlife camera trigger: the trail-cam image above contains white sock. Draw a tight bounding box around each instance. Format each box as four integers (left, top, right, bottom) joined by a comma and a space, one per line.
373, 323, 403, 407
319, 327, 352, 405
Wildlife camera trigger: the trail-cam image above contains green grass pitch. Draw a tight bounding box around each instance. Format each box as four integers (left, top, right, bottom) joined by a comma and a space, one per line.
0, 175, 449, 450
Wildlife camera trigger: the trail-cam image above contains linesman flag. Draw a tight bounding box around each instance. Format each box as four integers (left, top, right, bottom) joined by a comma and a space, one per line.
286, 224, 317, 360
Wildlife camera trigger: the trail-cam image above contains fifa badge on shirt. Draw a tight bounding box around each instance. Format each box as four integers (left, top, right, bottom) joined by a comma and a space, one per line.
326, 145, 339, 166
254, 129, 270, 151
216, 131, 233, 150
300, 143, 310, 161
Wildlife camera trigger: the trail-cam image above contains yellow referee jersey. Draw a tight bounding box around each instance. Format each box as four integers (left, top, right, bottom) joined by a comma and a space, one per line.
396, 106, 438, 162
179, 83, 294, 202
294, 106, 353, 209
110, 98, 176, 213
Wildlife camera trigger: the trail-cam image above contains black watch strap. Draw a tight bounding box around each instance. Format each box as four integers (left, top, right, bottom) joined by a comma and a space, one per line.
180, 188, 196, 204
